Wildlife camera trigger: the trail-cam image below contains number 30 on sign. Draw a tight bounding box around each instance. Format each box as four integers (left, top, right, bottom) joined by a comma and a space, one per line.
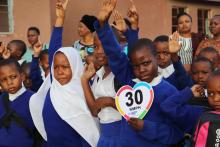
115, 82, 154, 120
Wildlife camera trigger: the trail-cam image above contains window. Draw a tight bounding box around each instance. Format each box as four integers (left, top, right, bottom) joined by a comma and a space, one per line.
0, 0, 13, 33
172, 7, 187, 33
198, 9, 210, 35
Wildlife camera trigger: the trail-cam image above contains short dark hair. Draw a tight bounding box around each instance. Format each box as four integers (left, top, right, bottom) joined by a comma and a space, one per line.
8, 40, 27, 57
208, 69, 220, 80
21, 62, 31, 73
154, 35, 169, 43
28, 26, 40, 35
39, 49, 49, 61
199, 47, 219, 56
0, 58, 22, 73
177, 12, 192, 22
128, 38, 157, 58
192, 56, 214, 72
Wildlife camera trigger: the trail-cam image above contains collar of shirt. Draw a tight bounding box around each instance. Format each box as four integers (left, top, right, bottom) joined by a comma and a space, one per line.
96, 66, 105, 79
132, 75, 163, 87
9, 86, 26, 101
158, 64, 175, 78
18, 59, 25, 65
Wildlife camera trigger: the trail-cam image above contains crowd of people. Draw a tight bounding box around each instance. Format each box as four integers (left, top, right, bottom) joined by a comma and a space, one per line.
0, 0, 220, 146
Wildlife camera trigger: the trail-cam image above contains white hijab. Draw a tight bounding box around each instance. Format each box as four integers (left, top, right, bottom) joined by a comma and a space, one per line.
29, 47, 100, 147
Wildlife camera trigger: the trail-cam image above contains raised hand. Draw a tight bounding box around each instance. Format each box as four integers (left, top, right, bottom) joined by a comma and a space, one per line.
55, 0, 69, 27
112, 10, 127, 33
2, 46, 11, 59
127, 0, 139, 30
33, 41, 43, 57
169, 31, 181, 53
56, 0, 69, 18
82, 63, 96, 81
0, 42, 5, 55
98, 0, 117, 27
191, 84, 205, 98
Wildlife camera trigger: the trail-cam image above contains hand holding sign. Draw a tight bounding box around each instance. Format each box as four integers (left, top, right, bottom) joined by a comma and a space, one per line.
115, 82, 154, 120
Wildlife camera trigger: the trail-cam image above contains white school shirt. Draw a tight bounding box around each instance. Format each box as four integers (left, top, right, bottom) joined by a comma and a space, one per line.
92, 67, 122, 124
9, 86, 26, 101
158, 64, 175, 79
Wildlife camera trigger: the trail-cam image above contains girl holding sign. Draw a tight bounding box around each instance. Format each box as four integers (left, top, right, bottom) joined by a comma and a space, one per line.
94, 0, 186, 146
29, 0, 100, 147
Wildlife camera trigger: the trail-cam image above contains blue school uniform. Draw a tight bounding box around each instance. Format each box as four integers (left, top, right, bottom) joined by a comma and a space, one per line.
0, 89, 35, 147
37, 26, 94, 147
42, 90, 90, 147
160, 87, 205, 134
94, 21, 184, 146
162, 60, 193, 90
30, 56, 44, 92
92, 67, 121, 147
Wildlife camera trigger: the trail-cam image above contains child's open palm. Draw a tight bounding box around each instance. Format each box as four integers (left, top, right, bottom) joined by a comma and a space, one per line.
112, 10, 127, 33
0, 42, 5, 55
98, 0, 117, 25
83, 63, 96, 80
169, 31, 181, 53
127, 0, 138, 29
2, 46, 11, 59
56, 0, 69, 18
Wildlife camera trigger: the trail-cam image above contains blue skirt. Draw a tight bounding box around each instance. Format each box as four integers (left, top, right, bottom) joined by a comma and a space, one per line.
97, 121, 121, 147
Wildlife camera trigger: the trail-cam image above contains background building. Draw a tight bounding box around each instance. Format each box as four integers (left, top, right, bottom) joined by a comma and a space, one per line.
0, 0, 220, 46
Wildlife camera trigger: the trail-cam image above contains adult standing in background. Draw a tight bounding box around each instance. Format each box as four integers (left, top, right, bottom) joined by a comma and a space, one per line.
73, 15, 97, 63
176, 12, 205, 72
23, 27, 49, 62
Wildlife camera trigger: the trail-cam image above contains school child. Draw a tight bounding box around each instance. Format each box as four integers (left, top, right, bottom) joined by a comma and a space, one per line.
29, 1, 100, 147
81, 33, 122, 147
7, 40, 27, 65
198, 47, 219, 70
0, 58, 36, 147
94, 0, 185, 146
21, 62, 33, 90
154, 35, 193, 90
192, 69, 220, 147
191, 57, 214, 88
30, 43, 49, 92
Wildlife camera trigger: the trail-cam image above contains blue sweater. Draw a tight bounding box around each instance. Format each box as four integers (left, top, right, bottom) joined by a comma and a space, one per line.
0, 90, 35, 147
30, 56, 44, 92
165, 60, 193, 90
95, 21, 184, 146
122, 27, 193, 90
160, 87, 204, 134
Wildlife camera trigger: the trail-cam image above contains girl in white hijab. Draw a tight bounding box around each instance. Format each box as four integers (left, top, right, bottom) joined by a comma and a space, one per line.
29, 0, 100, 147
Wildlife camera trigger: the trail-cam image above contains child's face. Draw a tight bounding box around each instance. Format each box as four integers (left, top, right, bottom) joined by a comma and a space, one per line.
93, 35, 108, 67
53, 52, 72, 85
207, 76, 220, 111
0, 64, 23, 94
155, 42, 171, 68
77, 22, 90, 37
191, 61, 212, 87
23, 66, 32, 90
27, 30, 39, 46
177, 15, 192, 34
7, 43, 22, 60
40, 54, 49, 77
199, 51, 219, 69
130, 47, 158, 83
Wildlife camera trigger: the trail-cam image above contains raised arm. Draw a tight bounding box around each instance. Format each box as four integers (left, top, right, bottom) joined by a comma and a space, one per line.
95, 0, 135, 86
48, 0, 68, 67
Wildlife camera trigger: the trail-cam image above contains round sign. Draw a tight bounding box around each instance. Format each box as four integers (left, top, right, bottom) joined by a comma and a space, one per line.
115, 82, 154, 120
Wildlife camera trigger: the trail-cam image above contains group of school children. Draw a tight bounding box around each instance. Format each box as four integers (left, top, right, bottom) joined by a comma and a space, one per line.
0, 0, 220, 147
